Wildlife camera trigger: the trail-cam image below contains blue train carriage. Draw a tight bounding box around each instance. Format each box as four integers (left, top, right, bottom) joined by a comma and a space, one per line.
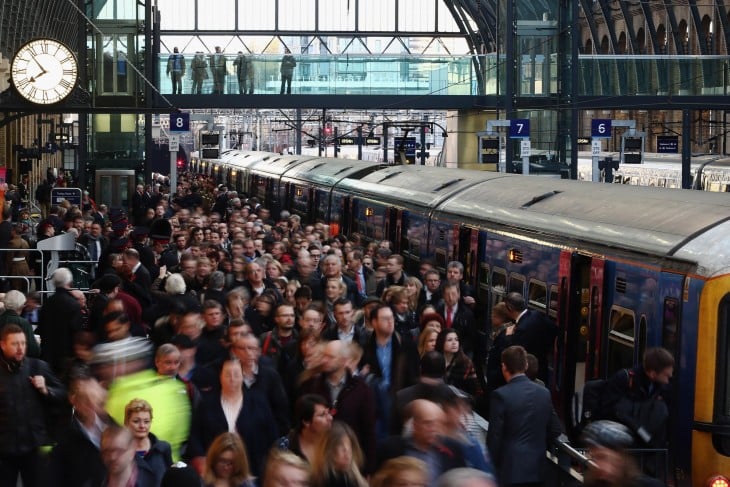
243, 154, 318, 217
333, 165, 493, 275
279, 158, 384, 234
433, 175, 730, 485
201, 150, 276, 195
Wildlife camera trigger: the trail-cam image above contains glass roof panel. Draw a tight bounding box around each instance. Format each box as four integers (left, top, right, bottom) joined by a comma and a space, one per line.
319, 0, 356, 31
280, 0, 316, 30
158, 0, 195, 30
359, 0, 395, 32
238, 0, 276, 30
398, 0, 436, 32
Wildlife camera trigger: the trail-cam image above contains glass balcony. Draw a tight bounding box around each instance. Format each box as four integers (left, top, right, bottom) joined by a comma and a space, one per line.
577, 55, 730, 96
157, 53, 495, 96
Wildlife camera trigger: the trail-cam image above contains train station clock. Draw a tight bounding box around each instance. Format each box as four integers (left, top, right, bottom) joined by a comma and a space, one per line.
11, 39, 78, 105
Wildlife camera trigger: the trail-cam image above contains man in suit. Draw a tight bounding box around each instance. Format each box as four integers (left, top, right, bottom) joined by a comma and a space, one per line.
38, 267, 83, 374
77, 221, 109, 279
321, 298, 368, 346
419, 269, 442, 308
122, 248, 152, 306
487, 345, 563, 487
345, 249, 377, 300
313, 254, 359, 305
446, 261, 476, 308
503, 292, 558, 384
437, 282, 477, 354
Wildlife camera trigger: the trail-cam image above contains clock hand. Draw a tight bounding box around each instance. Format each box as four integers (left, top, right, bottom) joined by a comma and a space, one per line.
32, 56, 47, 75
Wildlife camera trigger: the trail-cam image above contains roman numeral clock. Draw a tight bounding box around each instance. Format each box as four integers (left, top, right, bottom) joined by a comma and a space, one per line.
11, 39, 78, 105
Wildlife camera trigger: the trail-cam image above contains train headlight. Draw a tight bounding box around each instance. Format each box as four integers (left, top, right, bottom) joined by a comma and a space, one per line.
708, 475, 730, 487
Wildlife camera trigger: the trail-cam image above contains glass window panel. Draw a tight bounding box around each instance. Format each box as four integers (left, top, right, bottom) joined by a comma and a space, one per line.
529, 280, 548, 309
437, 2, 460, 32
199, 0, 235, 29
95, 0, 138, 20
509, 273, 525, 295
238, 0, 276, 29
158, 0, 195, 29
398, 0, 435, 31
280, 0, 316, 30
360, 0, 394, 31
319, 0, 356, 31
662, 298, 679, 355
492, 268, 507, 296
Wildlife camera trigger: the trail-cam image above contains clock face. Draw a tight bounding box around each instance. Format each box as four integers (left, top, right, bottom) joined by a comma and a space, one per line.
11, 39, 78, 105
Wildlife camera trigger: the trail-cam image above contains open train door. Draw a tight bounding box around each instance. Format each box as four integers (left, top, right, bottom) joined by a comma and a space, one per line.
387, 208, 402, 252
556, 251, 605, 436
457, 226, 479, 295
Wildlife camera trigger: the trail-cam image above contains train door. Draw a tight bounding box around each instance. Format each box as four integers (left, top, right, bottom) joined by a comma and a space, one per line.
556, 250, 605, 433
457, 226, 479, 295
95, 170, 135, 210
388, 208, 402, 252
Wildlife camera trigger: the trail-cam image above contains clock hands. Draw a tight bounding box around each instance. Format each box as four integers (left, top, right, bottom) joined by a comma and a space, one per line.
29, 56, 47, 82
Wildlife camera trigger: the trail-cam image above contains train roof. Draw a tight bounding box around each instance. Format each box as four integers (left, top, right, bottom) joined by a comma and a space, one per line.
281, 157, 384, 185
433, 174, 730, 266
216, 150, 277, 167
247, 154, 319, 175
336, 165, 505, 209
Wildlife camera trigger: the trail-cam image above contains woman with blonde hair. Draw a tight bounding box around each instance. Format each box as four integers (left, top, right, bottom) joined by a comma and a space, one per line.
203, 432, 255, 487
370, 456, 428, 487
417, 326, 439, 358
310, 421, 367, 487
404, 276, 423, 313
123, 398, 173, 486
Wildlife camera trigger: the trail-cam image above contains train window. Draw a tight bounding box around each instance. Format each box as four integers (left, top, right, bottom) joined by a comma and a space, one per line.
607, 307, 636, 374
492, 268, 507, 300
662, 298, 679, 356
548, 284, 559, 319
478, 263, 490, 307
528, 280, 548, 311
638, 316, 647, 361
509, 273, 525, 295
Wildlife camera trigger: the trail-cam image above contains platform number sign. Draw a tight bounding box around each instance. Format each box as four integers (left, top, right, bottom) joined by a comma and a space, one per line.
509, 119, 530, 138
591, 119, 612, 138
170, 113, 190, 133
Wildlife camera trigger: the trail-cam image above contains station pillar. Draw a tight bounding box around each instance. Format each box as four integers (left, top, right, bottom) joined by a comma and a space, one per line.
444, 109, 498, 169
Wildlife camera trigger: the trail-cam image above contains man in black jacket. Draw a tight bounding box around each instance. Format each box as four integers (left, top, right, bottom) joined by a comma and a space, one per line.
0, 324, 66, 487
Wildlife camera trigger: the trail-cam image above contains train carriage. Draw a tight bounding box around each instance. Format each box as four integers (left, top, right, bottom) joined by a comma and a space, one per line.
198, 150, 730, 485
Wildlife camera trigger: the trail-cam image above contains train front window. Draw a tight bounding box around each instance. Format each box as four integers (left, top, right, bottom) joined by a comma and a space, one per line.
607, 307, 635, 375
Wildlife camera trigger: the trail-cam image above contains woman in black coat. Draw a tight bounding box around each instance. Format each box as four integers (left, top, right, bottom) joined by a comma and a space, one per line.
124, 398, 173, 487
187, 359, 278, 477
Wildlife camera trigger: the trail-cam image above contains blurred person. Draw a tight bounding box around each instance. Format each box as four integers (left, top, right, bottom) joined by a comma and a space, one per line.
436, 468, 497, 487
370, 456, 428, 487
485, 302, 513, 396
203, 432, 256, 487
100, 425, 157, 487
310, 421, 367, 487
38, 267, 83, 374
581, 420, 665, 487
277, 394, 333, 463
262, 449, 310, 487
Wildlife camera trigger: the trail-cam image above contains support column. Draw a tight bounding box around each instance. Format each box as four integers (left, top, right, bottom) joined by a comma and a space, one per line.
682, 109, 692, 189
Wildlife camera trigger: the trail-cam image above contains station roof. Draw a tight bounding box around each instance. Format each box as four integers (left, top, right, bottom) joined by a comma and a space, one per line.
0, 0, 79, 60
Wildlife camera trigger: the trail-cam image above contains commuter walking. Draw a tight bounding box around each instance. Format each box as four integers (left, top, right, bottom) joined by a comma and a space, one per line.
280, 48, 297, 94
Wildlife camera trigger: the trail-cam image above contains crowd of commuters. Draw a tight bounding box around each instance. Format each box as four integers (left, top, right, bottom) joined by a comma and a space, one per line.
0, 171, 671, 487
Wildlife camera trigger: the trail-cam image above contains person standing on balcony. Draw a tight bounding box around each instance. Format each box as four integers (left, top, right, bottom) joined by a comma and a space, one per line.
234, 51, 254, 95
210, 46, 227, 95
190, 52, 208, 95
166, 47, 186, 95
280, 48, 297, 95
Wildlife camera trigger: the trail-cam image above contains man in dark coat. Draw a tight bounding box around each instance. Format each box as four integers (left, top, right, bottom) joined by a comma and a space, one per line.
487, 345, 563, 486
47, 375, 110, 487
0, 324, 66, 487
360, 304, 419, 439
503, 292, 558, 384
299, 340, 377, 473
38, 268, 83, 375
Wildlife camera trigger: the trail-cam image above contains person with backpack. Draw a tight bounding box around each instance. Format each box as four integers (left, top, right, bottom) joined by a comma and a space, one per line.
599, 347, 674, 448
